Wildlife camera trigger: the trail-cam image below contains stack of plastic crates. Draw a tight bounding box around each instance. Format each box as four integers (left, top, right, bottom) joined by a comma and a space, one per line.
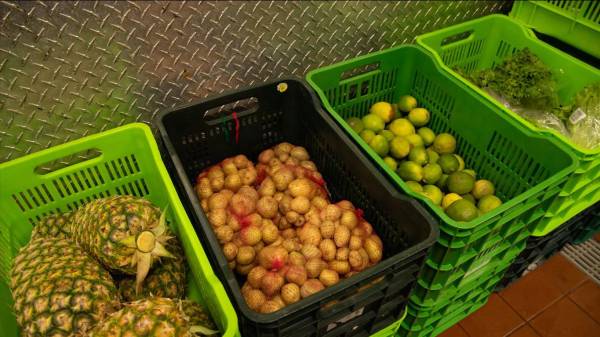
306, 44, 576, 337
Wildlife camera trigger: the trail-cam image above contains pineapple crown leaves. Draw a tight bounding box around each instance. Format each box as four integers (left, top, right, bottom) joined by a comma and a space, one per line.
177, 300, 219, 336
118, 207, 176, 294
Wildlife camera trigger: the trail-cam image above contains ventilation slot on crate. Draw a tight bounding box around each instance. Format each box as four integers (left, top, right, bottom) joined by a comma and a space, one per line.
114, 179, 150, 197
104, 155, 141, 181
11, 183, 56, 212
412, 70, 455, 129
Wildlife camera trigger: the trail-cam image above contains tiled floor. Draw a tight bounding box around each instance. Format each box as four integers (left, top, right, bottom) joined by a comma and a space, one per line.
438, 234, 600, 337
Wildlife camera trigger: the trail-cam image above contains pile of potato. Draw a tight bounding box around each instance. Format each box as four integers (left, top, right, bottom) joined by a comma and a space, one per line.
195, 143, 384, 313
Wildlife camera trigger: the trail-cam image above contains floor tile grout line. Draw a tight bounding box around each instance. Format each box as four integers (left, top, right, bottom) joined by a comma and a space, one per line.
567, 291, 600, 327
496, 295, 527, 337
499, 288, 567, 323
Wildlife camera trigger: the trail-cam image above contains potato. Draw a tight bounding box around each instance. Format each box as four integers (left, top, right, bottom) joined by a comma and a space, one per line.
208, 208, 227, 228
236, 246, 256, 265
300, 160, 318, 171
207, 166, 225, 180
230, 193, 256, 216
329, 260, 351, 275
282, 238, 301, 252
227, 215, 241, 232
253, 241, 265, 255
224, 173, 242, 191
291, 196, 311, 214
200, 199, 209, 212
288, 178, 314, 198
349, 250, 364, 271
319, 239, 337, 261
222, 158, 238, 175
364, 236, 383, 263
222, 242, 238, 261
281, 283, 301, 304
208, 192, 229, 210
301, 244, 322, 260
281, 228, 296, 239
227, 260, 236, 270
336, 200, 354, 211
285, 265, 307, 286
239, 186, 259, 201
299, 225, 321, 246
258, 246, 289, 270
210, 176, 225, 191
306, 258, 326, 278
248, 266, 268, 288
334, 225, 350, 248
236, 262, 256, 275
256, 196, 278, 219
349, 235, 363, 250
301, 279, 325, 298
340, 210, 358, 229
320, 220, 335, 239
240, 226, 262, 246
273, 168, 295, 191
289, 251, 306, 267
233, 154, 250, 168
311, 196, 329, 210
319, 269, 340, 287
304, 208, 321, 226
258, 177, 276, 197
261, 271, 285, 297
258, 149, 275, 164
290, 146, 310, 161
260, 300, 283, 313
245, 288, 266, 311
196, 181, 213, 199
215, 225, 233, 244
336, 247, 349, 261
262, 222, 280, 244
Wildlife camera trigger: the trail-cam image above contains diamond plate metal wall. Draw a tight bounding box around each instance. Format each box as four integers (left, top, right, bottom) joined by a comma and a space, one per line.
0, 1, 511, 162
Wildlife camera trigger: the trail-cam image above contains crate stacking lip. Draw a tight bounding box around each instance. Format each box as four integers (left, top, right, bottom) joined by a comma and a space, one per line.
415, 14, 600, 236
0, 123, 239, 337
510, 0, 600, 59
158, 78, 438, 337
306, 44, 576, 308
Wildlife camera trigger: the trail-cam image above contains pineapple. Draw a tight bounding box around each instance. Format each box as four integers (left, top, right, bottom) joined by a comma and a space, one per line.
10, 236, 120, 337
89, 297, 219, 337
30, 212, 72, 239
118, 238, 187, 301
69, 195, 174, 292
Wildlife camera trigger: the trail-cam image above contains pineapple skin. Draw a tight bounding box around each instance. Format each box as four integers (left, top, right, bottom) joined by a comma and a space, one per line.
10, 237, 120, 337
118, 239, 187, 301
31, 212, 72, 240
89, 298, 206, 337
69, 195, 163, 274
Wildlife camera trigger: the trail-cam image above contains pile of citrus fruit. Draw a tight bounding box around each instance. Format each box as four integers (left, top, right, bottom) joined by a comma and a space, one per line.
346, 96, 503, 222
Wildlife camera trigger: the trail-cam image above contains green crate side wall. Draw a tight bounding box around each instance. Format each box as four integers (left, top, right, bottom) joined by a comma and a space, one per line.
0, 125, 235, 337
510, 1, 600, 58
415, 15, 600, 235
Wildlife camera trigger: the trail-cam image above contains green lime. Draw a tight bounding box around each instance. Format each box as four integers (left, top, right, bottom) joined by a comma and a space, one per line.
445, 199, 478, 222
463, 169, 476, 178
368, 135, 389, 157
398, 95, 418, 113
438, 154, 460, 174
359, 129, 376, 144
418, 127, 436, 146
436, 174, 449, 189
406, 181, 423, 193
454, 154, 465, 171
408, 108, 430, 127
406, 134, 424, 149
362, 114, 385, 132
370, 102, 395, 123
383, 156, 398, 171
461, 193, 476, 205
397, 161, 423, 182
422, 163, 443, 184
442, 193, 462, 209
346, 117, 364, 133
447, 171, 475, 195
388, 118, 415, 137
478, 195, 502, 214
433, 133, 456, 154
390, 137, 411, 159
379, 129, 395, 142
409, 147, 429, 165
427, 149, 439, 164
421, 185, 443, 205
472, 179, 495, 199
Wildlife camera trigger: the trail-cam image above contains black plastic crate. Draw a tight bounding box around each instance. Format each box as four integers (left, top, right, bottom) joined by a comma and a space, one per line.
158, 78, 438, 337
496, 203, 599, 291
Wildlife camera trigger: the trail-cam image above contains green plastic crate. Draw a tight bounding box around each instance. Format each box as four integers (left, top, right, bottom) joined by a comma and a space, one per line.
511, 1, 600, 59
416, 14, 600, 236
0, 123, 238, 337
306, 45, 576, 306
399, 245, 521, 337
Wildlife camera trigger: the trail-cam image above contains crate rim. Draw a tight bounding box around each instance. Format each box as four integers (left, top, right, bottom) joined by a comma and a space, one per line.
415, 13, 600, 157
158, 77, 439, 325
0, 122, 240, 337
306, 44, 578, 230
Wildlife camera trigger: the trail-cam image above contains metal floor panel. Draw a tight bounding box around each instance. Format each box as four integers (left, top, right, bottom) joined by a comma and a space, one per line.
0, 1, 511, 162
